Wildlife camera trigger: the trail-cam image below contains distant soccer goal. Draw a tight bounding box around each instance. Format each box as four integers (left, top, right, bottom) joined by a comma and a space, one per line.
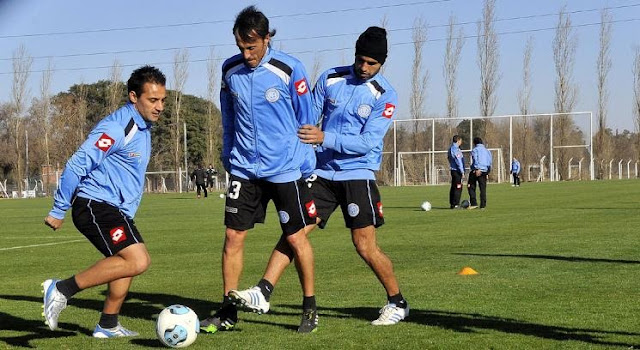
397, 148, 504, 186
381, 111, 594, 186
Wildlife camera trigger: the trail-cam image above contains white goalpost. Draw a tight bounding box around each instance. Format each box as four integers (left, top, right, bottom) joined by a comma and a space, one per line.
387, 111, 594, 186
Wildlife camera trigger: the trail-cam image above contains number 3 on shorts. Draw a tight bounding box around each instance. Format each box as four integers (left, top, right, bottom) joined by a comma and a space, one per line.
228, 181, 241, 199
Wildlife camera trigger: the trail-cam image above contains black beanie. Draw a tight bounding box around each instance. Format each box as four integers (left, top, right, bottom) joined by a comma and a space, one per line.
355, 26, 388, 65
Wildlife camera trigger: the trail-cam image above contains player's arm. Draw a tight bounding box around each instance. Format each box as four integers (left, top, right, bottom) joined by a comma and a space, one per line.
220, 73, 235, 173
321, 92, 397, 155
289, 61, 316, 126
46, 123, 124, 228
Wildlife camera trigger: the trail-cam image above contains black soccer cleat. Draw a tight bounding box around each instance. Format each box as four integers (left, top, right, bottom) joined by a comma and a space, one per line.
297, 308, 318, 333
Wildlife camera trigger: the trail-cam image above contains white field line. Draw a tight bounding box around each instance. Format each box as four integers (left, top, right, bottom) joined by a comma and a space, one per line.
0, 239, 85, 251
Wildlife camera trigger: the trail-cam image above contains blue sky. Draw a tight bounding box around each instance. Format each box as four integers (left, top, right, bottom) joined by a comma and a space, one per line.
1, 0, 639, 131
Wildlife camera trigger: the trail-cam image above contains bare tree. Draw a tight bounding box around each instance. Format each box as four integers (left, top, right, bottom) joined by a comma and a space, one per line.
633, 47, 640, 161
595, 8, 612, 179
477, 0, 500, 118
40, 59, 53, 168
10, 44, 32, 192
443, 14, 464, 121
309, 52, 323, 87
410, 16, 429, 151
379, 15, 389, 75
518, 36, 534, 171
76, 81, 88, 143
172, 48, 190, 187
107, 59, 123, 114
206, 47, 220, 168
553, 6, 579, 179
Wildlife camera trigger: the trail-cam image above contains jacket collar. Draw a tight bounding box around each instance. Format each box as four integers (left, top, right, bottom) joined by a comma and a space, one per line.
126, 103, 152, 130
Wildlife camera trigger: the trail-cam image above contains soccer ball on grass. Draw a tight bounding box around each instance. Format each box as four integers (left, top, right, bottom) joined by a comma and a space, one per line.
420, 201, 432, 211
156, 305, 199, 348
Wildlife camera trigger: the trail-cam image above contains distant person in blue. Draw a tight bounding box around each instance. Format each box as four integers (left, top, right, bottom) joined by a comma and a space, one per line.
510, 157, 521, 187
200, 5, 318, 334
42, 66, 167, 338
467, 137, 493, 209
231, 26, 409, 327
448, 135, 465, 209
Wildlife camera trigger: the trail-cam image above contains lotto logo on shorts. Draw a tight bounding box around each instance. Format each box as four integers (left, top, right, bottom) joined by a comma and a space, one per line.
382, 103, 395, 118
295, 79, 308, 96
96, 133, 115, 152
377, 202, 384, 217
110, 226, 127, 244
305, 200, 317, 218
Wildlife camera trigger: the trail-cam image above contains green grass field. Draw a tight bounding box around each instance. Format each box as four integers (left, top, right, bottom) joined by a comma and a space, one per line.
1, 180, 639, 349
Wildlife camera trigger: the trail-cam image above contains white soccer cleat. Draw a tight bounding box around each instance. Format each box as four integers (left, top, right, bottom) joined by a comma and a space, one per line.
42, 279, 67, 330
93, 323, 139, 338
371, 303, 409, 326
229, 286, 270, 314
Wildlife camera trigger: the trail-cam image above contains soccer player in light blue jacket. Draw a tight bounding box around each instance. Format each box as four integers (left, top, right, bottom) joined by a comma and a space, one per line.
468, 137, 493, 209
201, 6, 318, 334
42, 66, 167, 338
510, 157, 521, 186
231, 26, 409, 327
448, 135, 465, 208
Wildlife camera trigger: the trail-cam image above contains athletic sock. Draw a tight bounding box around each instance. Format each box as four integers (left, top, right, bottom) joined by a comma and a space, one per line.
388, 293, 407, 308
98, 313, 118, 329
257, 279, 274, 302
56, 276, 81, 299
302, 295, 316, 310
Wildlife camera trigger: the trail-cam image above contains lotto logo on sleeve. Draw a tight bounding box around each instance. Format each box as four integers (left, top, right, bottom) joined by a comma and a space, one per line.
109, 226, 127, 244
305, 200, 317, 218
295, 79, 309, 96
382, 103, 395, 118
95, 133, 115, 152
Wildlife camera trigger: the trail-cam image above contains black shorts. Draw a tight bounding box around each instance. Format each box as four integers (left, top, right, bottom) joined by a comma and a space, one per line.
310, 177, 384, 229
71, 197, 144, 257
224, 174, 317, 235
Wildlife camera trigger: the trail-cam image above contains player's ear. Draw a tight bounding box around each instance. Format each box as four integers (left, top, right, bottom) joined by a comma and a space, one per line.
128, 91, 138, 104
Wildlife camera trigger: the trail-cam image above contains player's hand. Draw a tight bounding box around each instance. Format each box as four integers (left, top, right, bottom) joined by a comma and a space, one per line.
475, 169, 482, 177
44, 215, 64, 231
298, 125, 324, 144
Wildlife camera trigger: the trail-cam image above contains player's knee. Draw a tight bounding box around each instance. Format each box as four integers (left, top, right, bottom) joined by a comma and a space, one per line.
284, 229, 307, 248
131, 254, 151, 276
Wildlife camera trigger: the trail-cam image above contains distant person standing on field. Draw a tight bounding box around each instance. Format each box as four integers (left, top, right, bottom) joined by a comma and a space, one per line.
467, 137, 492, 209
191, 164, 208, 198
510, 157, 521, 187
447, 135, 465, 209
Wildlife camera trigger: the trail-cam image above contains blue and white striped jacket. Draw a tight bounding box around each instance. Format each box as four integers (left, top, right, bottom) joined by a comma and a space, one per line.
49, 103, 152, 219
220, 48, 316, 183
311, 65, 397, 181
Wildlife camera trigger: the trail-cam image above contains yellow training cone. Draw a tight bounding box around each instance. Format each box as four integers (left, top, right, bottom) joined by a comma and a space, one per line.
457, 266, 479, 275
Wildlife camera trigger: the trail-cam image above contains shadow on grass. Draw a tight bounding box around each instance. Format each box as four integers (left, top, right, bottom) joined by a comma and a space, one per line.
0, 311, 87, 348
276, 304, 640, 348
0, 291, 220, 348
454, 253, 640, 264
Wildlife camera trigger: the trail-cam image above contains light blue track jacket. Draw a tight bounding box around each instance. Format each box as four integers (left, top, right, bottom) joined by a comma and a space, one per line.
311, 66, 397, 181
49, 103, 152, 220
220, 48, 316, 183
471, 144, 493, 172
511, 159, 521, 173
448, 142, 465, 173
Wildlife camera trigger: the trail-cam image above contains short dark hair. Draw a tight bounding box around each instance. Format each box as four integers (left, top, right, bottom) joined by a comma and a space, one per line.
452, 135, 462, 143
473, 137, 483, 145
233, 5, 276, 42
127, 65, 166, 98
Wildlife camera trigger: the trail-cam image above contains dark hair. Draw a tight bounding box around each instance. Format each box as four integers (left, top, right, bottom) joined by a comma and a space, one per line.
473, 137, 483, 145
233, 5, 276, 42
452, 135, 462, 143
127, 65, 166, 98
